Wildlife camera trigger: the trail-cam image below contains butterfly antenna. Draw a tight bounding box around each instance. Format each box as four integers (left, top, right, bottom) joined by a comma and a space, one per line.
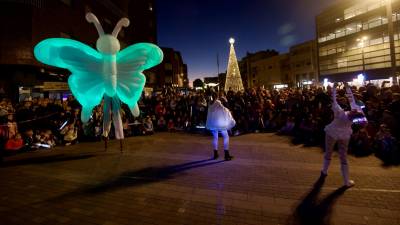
112, 18, 130, 38
86, 12, 104, 36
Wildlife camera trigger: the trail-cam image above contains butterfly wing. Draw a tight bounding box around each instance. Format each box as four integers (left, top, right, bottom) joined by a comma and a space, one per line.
34, 38, 105, 122
116, 43, 163, 115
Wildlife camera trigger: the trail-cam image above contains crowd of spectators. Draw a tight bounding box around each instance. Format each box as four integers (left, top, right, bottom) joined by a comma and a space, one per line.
1, 83, 399, 163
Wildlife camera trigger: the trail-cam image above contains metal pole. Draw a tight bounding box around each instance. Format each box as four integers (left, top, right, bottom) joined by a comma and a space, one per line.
387, 0, 398, 84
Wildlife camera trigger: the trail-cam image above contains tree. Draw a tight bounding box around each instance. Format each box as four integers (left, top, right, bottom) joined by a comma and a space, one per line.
225, 38, 244, 92
193, 79, 204, 88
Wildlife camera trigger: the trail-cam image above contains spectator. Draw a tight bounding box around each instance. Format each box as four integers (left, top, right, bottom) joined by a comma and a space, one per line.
7, 114, 18, 139
61, 123, 78, 145
23, 129, 39, 151
167, 119, 175, 132
4, 133, 24, 152
0, 82, 398, 165
374, 124, 398, 163
143, 116, 154, 134
157, 116, 167, 131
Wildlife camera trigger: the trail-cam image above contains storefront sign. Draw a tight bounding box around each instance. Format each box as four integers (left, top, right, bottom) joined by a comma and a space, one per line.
42, 82, 70, 91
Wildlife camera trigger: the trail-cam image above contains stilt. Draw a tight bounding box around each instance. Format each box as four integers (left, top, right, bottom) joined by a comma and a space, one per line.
120, 139, 123, 152
103, 136, 108, 151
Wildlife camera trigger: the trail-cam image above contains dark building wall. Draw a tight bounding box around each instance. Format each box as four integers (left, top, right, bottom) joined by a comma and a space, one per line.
239, 50, 279, 88
289, 40, 318, 86
1, 0, 132, 67
0, 0, 157, 101
151, 47, 188, 88
125, 0, 157, 44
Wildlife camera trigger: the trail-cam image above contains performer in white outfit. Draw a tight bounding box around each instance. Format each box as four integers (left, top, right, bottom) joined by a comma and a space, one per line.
321, 84, 366, 187
206, 94, 236, 160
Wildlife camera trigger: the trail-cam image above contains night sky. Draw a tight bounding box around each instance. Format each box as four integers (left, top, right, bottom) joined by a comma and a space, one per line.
157, 0, 339, 82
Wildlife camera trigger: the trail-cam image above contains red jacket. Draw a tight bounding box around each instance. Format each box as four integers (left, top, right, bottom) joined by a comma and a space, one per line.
5, 139, 24, 151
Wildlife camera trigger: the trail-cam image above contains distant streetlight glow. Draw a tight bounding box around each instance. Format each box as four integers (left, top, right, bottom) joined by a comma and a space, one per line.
323, 78, 329, 88
357, 74, 365, 83
357, 36, 368, 47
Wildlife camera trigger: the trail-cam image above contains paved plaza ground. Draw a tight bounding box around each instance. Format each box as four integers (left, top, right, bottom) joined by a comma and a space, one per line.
0, 132, 399, 225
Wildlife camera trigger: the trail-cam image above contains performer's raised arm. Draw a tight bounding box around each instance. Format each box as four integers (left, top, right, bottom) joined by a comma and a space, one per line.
345, 86, 362, 112
330, 85, 344, 117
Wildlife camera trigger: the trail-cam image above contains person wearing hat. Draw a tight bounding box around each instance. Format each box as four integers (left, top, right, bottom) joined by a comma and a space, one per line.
206, 93, 235, 160
320, 84, 367, 188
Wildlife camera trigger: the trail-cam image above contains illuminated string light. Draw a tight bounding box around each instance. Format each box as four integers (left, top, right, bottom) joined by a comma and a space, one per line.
225, 37, 244, 92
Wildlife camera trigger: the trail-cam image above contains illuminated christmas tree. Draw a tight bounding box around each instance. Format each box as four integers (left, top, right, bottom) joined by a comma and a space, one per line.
224, 38, 244, 92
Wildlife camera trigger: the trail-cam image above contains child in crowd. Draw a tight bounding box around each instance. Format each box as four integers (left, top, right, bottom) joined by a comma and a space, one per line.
61, 123, 78, 145
167, 119, 175, 132
23, 129, 39, 151
278, 116, 295, 135
143, 116, 154, 135
4, 133, 24, 152
39, 130, 56, 148
374, 124, 398, 163
157, 116, 167, 131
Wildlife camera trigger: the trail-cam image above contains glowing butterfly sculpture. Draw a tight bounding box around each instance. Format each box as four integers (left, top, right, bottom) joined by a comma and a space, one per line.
34, 13, 163, 147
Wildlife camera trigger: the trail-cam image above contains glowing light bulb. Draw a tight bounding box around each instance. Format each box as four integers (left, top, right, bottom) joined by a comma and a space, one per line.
229, 38, 235, 44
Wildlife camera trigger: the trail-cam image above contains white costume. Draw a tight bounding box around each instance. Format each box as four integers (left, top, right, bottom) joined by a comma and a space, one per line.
206, 100, 235, 159
322, 86, 364, 187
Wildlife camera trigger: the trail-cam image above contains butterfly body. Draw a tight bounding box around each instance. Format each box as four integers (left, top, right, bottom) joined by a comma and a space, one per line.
102, 54, 117, 97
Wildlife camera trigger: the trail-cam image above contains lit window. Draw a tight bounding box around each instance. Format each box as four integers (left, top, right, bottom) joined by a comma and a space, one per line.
337, 58, 348, 68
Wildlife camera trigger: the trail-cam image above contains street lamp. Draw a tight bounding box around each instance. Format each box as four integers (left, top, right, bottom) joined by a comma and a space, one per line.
357, 36, 368, 79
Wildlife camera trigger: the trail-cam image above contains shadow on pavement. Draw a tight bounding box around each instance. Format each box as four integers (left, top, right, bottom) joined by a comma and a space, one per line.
85, 158, 224, 194
0, 154, 97, 168
31, 158, 225, 206
288, 176, 347, 225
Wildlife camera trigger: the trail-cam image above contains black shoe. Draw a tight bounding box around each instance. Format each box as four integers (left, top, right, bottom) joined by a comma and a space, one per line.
213, 150, 219, 159
224, 150, 233, 161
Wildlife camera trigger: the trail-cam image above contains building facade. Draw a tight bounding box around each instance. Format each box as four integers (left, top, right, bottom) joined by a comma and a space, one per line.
248, 53, 290, 88
316, 0, 400, 84
152, 47, 188, 88
289, 40, 318, 87
0, 0, 157, 101
239, 50, 279, 89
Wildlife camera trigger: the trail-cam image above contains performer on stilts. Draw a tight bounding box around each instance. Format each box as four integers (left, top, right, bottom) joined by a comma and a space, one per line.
34, 12, 163, 152
206, 93, 235, 160
321, 84, 367, 188
102, 96, 136, 151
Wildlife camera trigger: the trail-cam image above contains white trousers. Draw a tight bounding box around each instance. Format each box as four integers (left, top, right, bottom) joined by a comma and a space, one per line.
322, 134, 351, 185
211, 130, 229, 150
